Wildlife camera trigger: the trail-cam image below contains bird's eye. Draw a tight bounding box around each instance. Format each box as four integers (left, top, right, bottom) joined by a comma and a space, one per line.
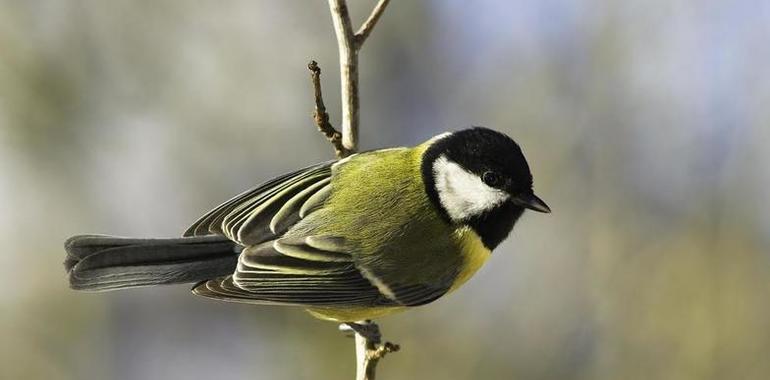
482, 171, 502, 187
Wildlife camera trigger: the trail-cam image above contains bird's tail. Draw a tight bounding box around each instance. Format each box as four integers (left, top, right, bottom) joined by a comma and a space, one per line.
64, 235, 240, 291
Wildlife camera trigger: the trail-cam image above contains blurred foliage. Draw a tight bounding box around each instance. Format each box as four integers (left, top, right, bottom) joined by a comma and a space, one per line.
1, 1, 769, 379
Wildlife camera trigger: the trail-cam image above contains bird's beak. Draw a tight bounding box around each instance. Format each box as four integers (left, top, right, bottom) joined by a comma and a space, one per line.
512, 193, 551, 213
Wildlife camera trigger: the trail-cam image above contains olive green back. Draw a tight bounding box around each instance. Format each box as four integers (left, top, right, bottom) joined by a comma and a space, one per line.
287, 145, 464, 288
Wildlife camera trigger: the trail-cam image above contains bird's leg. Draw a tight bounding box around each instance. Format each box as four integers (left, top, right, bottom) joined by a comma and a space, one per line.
339, 320, 381, 343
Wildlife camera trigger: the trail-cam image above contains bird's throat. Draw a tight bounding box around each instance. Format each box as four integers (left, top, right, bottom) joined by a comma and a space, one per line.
464, 202, 524, 250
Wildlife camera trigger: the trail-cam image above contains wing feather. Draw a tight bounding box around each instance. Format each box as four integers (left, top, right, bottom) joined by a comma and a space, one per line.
184, 168, 313, 237
299, 183, 333, 218
183, 161, 334, 244
230, 173, 330, 245
269, 178, 331, 234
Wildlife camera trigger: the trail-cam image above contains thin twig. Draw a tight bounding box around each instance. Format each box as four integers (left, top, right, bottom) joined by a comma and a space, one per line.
308, 61, 350, 158
354, 0, 391, 47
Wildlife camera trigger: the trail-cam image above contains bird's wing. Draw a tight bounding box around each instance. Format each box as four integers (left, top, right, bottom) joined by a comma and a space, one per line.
184, 160, 335, 246
192, 235, 448, 307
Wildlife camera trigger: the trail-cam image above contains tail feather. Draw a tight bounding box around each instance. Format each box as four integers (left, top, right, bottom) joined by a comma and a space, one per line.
65, 235, 240, 291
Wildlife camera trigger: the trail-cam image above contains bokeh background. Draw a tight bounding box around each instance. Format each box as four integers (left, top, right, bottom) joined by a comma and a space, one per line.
1, 1, 769, 379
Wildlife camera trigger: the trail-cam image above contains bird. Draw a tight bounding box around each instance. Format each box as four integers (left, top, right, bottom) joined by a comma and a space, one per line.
64, 127, 550, 323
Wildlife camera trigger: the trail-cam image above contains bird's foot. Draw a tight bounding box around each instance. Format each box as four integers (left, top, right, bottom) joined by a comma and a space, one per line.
339, 320, 381, 343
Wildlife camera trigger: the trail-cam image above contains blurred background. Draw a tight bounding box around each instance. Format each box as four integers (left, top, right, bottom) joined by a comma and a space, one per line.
1, 1, 769, 379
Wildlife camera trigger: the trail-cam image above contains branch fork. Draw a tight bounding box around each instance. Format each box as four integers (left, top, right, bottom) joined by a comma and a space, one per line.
310, 0, 391, 158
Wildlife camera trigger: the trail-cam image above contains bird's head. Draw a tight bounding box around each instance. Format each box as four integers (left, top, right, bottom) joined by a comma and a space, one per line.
421, 127, 549, 249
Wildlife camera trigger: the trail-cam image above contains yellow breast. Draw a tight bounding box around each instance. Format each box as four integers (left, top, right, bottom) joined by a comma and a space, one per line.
448, 226, 492, 292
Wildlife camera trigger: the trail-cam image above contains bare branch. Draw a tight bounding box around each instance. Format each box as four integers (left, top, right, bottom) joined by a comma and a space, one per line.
308, 61, 351, 158
355, 0, 391, 48
328, 0, 356, 43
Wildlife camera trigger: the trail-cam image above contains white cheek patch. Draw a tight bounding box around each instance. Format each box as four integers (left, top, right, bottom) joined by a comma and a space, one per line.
432, 155, 509, 222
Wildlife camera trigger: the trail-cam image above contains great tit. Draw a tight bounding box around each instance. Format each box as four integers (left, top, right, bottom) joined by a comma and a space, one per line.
65, 127, 549, 322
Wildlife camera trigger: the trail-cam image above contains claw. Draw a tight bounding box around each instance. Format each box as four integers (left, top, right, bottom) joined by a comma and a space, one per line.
339, 320, 381, 343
